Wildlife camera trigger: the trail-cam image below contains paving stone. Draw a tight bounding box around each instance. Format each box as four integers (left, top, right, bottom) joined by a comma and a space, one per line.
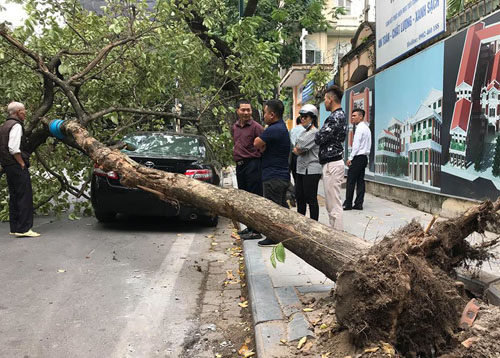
222, 288, 241, 301
456, 272, 489, 297
275, 286, 301, 317
485, 281, 500, 306
203, 291, 223, 306
297, 284, 335, 293
243, 240, 268, 276
221, 301, 242, 320
287, 312, 314, 342
255, 321, 289, 358
247, 273, 283, 325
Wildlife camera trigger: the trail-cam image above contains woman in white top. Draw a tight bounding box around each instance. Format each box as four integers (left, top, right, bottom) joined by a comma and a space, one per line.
293, 104, 322, 221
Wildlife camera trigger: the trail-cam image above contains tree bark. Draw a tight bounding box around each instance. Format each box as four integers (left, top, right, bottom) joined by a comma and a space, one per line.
53, 119, 370, 280
47, 119, 500, 356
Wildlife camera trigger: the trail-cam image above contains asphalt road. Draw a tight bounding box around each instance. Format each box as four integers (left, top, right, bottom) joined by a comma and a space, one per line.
0, 215, 216, 358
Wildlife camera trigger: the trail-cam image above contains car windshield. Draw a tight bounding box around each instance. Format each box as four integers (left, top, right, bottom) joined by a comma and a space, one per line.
122, 133, 206, 157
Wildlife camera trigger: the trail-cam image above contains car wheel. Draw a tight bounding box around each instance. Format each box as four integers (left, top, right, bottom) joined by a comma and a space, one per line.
199, 214, 218, 227
95, 210, 116, 223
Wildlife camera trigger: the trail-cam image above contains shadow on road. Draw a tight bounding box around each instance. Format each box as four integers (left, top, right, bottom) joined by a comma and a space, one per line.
93, 214, 211, 234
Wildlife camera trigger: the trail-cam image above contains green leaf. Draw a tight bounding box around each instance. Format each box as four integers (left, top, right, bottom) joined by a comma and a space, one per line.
112, 25, 122, 34
110, 114, 119, 125
68, 213, 81, 221
275, 242, 286, 263
270, 247, 277, 269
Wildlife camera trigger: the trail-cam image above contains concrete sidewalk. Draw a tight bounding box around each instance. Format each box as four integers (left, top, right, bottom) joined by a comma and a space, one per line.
235, 175, 500, 357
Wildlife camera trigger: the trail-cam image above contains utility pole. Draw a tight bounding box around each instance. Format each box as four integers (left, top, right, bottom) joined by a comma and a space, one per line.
239, 0, 245, 17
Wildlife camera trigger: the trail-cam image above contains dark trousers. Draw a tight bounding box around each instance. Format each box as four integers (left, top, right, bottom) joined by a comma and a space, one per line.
295, 172, 321, 221
344, 155, 368, 208
290, 153, 298, 184
236, 158, 262, 233
289, 153, 298, 199
263, 178, 289, 208
236, 158, 263, 196
4, 164, 34, 233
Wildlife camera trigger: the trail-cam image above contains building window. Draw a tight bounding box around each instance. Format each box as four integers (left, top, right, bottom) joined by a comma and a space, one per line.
306, 50, 322, 64
338, 0, 352, 15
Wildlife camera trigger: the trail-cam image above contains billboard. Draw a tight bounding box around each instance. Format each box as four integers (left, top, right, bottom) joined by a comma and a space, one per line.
441, 11, 500, 200
374, 42, 444, 192
376, 0, 445, 68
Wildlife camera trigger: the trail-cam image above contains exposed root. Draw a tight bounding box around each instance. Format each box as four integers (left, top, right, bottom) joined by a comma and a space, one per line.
334, 199, 500, 357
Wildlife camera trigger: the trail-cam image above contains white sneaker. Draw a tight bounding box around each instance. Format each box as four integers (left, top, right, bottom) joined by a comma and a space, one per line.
15, 230, 41, 238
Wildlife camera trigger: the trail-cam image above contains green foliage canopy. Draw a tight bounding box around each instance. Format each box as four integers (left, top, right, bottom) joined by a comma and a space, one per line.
0, 0, 326, 219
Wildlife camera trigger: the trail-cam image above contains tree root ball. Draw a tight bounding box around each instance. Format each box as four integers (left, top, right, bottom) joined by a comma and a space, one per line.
335, 221, 468, 356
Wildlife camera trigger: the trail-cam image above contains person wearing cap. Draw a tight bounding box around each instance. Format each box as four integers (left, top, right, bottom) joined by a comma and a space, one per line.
315, 86, 347, 231
293, 104, 322, 221
343, 108, 371, 210
232, 99, 265, 240
0, 102, 40, 237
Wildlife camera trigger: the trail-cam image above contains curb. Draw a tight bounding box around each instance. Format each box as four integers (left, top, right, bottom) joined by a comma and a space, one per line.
456, 269, 500, 306
243, 240, 315, 357
231, 167, 315, 356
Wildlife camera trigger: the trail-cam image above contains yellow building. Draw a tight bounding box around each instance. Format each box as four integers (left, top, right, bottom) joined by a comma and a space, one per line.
280, 0, 375, 126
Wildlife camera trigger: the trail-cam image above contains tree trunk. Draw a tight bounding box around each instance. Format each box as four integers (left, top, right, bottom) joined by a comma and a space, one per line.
55, 120, 370, 281
49, 119, 500, 357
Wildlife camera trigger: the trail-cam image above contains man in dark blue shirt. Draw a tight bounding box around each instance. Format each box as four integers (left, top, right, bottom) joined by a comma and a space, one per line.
254, 99, 290, 247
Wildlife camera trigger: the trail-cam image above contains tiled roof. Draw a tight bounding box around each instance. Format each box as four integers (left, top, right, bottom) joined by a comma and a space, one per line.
451, 99, 472, 132
456, 22, 484, 88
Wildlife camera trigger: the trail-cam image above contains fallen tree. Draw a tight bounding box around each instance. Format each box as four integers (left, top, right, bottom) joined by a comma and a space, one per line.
53, 118, 500, 357
2, 2, 499, 356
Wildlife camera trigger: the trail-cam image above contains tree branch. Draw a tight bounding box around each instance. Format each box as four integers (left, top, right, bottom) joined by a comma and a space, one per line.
183, 13, 239, 93
68, 35, 138, 84
34, 150, 90, 199
83, 107, 198, 126
0, 23, 49, 72
0, 24, 87, 120
108, 115, 147, 141
243, 0, 259, 17
25, 55, 64, 136
64, 20, 90, 46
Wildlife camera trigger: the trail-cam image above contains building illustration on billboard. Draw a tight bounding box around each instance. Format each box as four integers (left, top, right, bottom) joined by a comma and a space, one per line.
375, 89, 443, 187
347, 87, 373, 155
448, 21, 500, 167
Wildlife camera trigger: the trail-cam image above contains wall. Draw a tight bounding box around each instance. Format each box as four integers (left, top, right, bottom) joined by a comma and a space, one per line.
343, 10, 500, 201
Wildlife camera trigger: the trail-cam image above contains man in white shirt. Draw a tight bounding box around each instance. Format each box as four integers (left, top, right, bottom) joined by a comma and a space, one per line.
343, 108, 371, 210
0, 102, 40, 237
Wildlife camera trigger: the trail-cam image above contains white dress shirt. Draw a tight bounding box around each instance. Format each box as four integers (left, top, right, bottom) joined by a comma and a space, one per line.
349, 121, 371, 160
8, 123, 22, 155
